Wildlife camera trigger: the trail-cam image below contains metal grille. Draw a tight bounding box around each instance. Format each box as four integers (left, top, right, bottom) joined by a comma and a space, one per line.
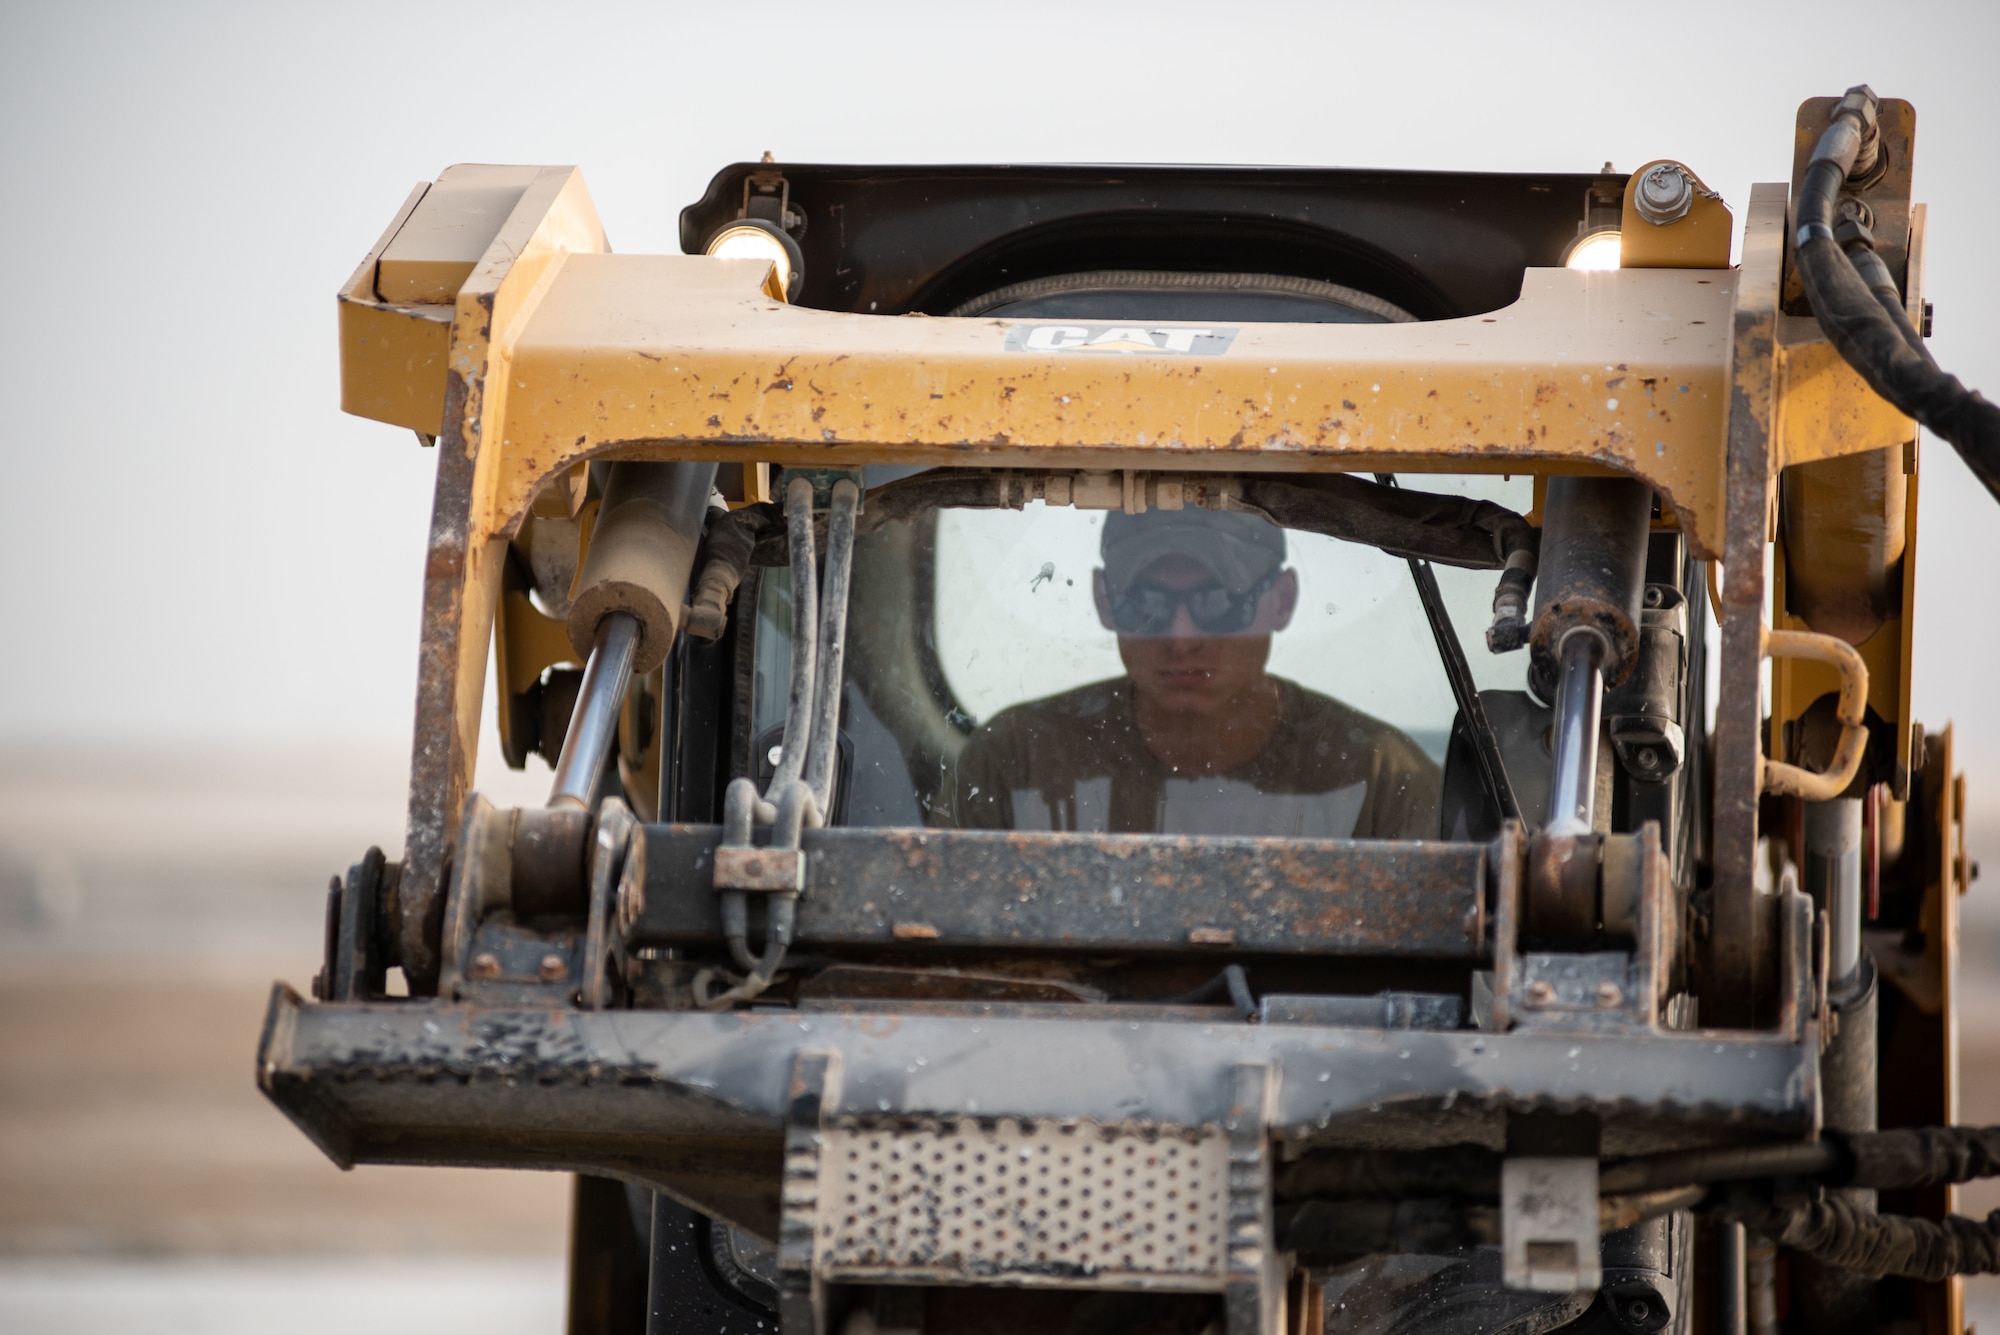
817, 1119, 1228, 1280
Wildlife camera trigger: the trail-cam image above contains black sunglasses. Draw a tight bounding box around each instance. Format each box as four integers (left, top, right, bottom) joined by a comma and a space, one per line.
1108, 570, 1280, 637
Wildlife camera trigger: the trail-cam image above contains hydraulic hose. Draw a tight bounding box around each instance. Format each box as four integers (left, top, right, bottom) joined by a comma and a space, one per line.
1279, 1125, 2000, 1205
1728, 1195, 2000, 1283
769, 476, 820, 797
803, 479, 859, 815
1278, 1125, 2000, 1278
1796, 85, 2000, 503
696, 476, 860, 1011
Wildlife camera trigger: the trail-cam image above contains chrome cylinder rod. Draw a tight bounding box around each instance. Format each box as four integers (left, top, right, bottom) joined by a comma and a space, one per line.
548, 611, 643, 809
1805, 797, 1865, 1000
1545, 630, 1606, 836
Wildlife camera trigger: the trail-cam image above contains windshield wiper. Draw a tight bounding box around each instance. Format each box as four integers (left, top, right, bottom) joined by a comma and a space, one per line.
1376, 474, 1522, 825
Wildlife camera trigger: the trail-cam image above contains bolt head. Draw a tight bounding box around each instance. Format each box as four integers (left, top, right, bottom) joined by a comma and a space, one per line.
1635, 164, 1695, 225
538, 954, 568, 983
1597, 981, 1624, 1008
616, 875, 645, 932
1526, 980, 1557, 1005
1635, 747, 1660, 771
470, 952, 501, 980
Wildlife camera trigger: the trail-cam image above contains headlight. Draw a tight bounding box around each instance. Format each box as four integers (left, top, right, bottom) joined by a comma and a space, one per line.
1564, 227, 1622, 272
705, 219, 804, 300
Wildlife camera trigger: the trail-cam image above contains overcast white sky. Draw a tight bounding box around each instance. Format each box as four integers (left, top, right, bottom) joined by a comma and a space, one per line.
2, 0, 1997, 785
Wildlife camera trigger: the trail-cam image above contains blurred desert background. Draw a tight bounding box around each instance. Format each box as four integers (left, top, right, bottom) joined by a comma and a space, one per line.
6, 1, 2000, 1331
0, 740, 570, 1332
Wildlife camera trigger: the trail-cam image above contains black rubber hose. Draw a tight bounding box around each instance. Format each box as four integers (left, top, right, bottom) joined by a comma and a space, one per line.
1274, 1125, 2000, 1280
1795, 86, 2000, 503
1635, 1126, 2000, 1194
1730, 1194, 2000, 1282
1841, 1124, 2000, 1191
1599, 1141, 1845, 1195
1278, 1125, 2000, 1205
1239, 474, 1538, 572
1838, 217, 1927, 355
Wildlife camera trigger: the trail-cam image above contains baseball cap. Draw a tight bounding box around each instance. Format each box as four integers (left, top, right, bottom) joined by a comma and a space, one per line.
1100, 508, 1287, 596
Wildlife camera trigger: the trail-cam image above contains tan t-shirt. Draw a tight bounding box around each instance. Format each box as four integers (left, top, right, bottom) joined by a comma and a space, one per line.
938, 676, 1440, 839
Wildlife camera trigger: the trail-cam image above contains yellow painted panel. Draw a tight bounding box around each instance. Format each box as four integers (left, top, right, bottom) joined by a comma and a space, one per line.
1775, 317, 1916, 467
1620, 161, 1734, 269
337, 296, 451, 432
494, 255, 1737, 552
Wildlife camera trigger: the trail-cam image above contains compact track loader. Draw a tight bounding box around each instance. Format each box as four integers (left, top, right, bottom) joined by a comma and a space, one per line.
262, 88, 2000, 1333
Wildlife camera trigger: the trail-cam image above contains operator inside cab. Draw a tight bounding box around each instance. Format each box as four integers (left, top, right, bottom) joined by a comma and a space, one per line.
941, 508, 1440, 838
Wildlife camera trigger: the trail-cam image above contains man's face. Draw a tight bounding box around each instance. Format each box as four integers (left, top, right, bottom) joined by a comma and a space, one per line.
1094, 554, 1299, 717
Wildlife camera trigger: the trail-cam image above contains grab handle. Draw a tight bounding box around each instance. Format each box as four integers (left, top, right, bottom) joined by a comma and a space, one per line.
1760, 628, 1869, 801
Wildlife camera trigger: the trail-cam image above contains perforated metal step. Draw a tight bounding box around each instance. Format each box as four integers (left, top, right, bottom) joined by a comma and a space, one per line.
818, 1118, 1229, 1284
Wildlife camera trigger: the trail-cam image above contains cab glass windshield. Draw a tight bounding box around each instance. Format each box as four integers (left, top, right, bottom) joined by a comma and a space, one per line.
749, 472, 1531, 842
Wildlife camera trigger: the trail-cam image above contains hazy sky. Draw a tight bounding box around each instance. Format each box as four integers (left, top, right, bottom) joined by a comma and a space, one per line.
3, 1, 1997, 782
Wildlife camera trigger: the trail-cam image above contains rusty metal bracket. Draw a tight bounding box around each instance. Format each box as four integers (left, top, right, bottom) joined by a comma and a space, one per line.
1224, 1062, 1282, 1335
1508, 824, 1679, 1034
1775, 881, 1820, 1046
713, 846, 807, 893
635, 824, 1492, 961
429, 795, 635, 1006
582, 800, 637, 1010
778, 1048, 841, 1335
437, 795, 512, 999
740, 169, 800, 235
775, 467, 866, 514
